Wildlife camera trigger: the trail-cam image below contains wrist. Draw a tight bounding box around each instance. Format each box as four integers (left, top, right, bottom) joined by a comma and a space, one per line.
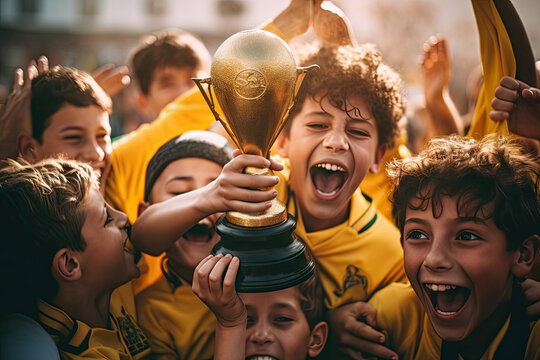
216, 308, 247, 329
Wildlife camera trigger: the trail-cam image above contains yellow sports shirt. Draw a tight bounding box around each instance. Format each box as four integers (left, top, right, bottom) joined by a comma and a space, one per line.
136, 260, 216, 360
276, 161, 406, 309
369, 283, 540, 360
37, 299, 152, 360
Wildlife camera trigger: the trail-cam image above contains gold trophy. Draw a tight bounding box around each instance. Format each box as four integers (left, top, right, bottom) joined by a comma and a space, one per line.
193, 29, 317, 292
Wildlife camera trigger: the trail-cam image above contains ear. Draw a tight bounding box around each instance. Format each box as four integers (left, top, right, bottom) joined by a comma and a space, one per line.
138, 201, 150, 217
52, 249, 82, 281
135, 93, 150, 115
307, 321, 328, 358
274, 133, 290, 158
512, 235, 540, 279
18, 132, 41, 163
368, 143, 388, 174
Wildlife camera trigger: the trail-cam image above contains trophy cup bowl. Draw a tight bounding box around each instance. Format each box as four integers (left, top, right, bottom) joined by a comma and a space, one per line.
194, 30, 317, 292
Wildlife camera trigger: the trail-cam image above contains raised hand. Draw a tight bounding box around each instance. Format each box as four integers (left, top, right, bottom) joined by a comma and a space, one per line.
92, 64, 131, 97
327, 301, 397, 360
272, 0, 312, 40
420, 36, 451, 105
490, 76, 540, 141
312, 0, 357, 46
0, 56, 48, 161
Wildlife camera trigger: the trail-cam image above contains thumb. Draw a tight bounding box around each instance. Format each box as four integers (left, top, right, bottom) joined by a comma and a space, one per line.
522, 87, 540, 103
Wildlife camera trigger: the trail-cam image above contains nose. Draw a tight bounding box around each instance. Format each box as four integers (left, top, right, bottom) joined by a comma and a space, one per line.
322, 128, 349, 152
80, 139, 105, 163
110, 206, 129, 227
423, 238, 453, 272
247, 320, 275, 345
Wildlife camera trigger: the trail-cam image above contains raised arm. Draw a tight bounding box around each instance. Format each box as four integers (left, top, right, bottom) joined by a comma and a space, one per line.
131, 152, 283, 255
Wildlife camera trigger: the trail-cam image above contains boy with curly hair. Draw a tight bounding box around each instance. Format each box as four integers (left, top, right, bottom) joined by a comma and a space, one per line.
369, 135, 540, 359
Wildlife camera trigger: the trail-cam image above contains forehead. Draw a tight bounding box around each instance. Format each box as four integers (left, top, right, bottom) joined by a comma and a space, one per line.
294, 93, 374, 125
156, 157, 223, 181
46, 104, 110, 132
405, 193, 495, 221
240, 286, 303, 311
81, 186, 103, 220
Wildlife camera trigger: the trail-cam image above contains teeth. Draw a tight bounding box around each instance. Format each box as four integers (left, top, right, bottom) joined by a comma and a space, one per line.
425, 283, 456, 291
436, 307, 457, 316
248, 357, 278, 360
315, 163, 345, 172
316, 188, 338, 196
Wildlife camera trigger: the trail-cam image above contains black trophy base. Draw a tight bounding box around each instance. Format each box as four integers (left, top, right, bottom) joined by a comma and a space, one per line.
212, 214, 314, 293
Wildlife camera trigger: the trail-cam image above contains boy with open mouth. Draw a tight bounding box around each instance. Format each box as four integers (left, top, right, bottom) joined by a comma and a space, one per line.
133, 130, 281, 359
368, 135, 540, 359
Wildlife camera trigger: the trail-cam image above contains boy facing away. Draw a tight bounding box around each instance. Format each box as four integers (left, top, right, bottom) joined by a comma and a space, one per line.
368, 135, 540, 359
0, 159, 151, 359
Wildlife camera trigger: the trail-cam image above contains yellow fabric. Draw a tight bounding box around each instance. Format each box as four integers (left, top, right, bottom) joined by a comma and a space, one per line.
105, 86, 218, 295
361, 136, 411, 223
275, 159, 406, 309
467, 0, 515, 139
37, 299, 151, 360
136, 267, 216, 360
369, 283, 540, 360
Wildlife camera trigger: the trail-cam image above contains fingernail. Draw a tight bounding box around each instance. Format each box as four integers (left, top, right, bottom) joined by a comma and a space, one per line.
272, 190, 278, 196
266, 201, 272, 207
379, 336, 385, 343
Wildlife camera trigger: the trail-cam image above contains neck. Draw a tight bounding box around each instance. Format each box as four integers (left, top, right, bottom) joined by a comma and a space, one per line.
166, 258, 193, 284
302, 204, 349, 233
53, 288, 112, 328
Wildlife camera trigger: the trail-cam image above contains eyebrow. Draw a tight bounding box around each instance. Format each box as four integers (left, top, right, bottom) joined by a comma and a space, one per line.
404, 217, 427, 225
166, 176, 193, 184
455, 216, 487, 225
306, 110, 332, 117
59, 126, 85, 133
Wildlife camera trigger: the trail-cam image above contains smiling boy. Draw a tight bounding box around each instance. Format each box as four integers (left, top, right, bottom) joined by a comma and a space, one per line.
369, 135, 540, 359
0, 159, 151, 359
274, 43, 407, 310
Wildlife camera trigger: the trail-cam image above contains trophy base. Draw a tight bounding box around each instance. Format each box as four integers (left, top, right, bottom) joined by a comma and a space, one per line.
213, 214, 314, 293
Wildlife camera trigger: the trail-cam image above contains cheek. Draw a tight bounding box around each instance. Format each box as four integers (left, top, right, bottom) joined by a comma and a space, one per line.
403, 245, 425, 279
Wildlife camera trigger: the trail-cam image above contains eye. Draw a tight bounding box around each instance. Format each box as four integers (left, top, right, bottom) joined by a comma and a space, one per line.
456, 232, 481, 241
96, 133, 110, 142
104, 209, 113, 227
246, 316, 254, 328
274, 316, 293, 323
348, 128, 369, 137
307, 123, 328, 130
63, 135, 82, 143
406, 230, 428, 240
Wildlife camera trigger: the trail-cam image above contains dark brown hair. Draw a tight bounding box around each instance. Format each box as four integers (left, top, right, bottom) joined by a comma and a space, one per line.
284, 42, 405, 148
388, 135, 540, 250
31, 65, 112, 142
130, 28, 210, 94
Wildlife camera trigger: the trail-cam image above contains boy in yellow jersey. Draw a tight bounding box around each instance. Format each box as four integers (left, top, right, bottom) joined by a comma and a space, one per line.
0, 159, 151, 360
132, 131, 281, 359
368, 136, 540, 359
193, 254, 328, 360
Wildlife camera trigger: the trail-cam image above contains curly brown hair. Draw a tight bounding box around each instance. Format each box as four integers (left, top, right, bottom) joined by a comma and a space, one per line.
388, 135, 540, 250
283, 42, 405, 148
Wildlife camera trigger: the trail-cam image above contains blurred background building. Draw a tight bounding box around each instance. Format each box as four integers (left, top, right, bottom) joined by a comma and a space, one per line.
1, 0, 539, 136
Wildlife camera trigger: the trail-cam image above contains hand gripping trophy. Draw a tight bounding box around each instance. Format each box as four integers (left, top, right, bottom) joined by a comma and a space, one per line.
194, 29, 318, 292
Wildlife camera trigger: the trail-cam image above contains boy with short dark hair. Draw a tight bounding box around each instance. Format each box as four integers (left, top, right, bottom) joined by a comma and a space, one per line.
368, 135, 540, 359
0, 159, 151, 359
193, 253, 328, 360
130, 28, 211, 119
18, 66, 113, 185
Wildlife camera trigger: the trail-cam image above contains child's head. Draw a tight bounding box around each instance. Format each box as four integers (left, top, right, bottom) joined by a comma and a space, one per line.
240, 273, 327, 359
130, 28, 211, 117
0, 159, 138, 315
388, 135, 540, 341
276, 43, 404, 231
140, 131, 232, 278
20, 65, 112, 181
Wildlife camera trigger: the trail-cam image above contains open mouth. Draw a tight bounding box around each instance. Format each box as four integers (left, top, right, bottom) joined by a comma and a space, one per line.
310, 162, 348, 198
424, 283, 470, 316
183, 223, 213, 244
246, 356, 279, 360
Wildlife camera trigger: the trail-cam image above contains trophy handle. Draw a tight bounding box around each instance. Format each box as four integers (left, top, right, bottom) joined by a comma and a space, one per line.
268, 64, 320, 149
193, 77, 242, 150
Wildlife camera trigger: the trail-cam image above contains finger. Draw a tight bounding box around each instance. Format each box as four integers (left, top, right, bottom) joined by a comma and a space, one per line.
13, 68, 24, 89
341, 347, 364, 360
347, 322, 385, 344
222, 256, 240, 299
522, 87, 540, 102
526, 301, 540, 321
499, 76, 520, 90
269, 156, 284, 171
226, 186, 278, 203
196, 254, 224, 290
37, 56, 49, 72
27, 61, 38, 82
92, 64, 114, 82
227, 153, 271, 171
491, 98, 516, 113
192, 254, 215, 291
342, 339, 398, 360
226, 199, 273, 213
489, 110, 510, 122
494, 85, 519, 102
208, 254, 233, 298
225, 171, 279, 190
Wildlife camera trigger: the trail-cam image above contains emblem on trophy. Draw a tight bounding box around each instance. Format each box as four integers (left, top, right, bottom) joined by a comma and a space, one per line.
193, 29, 317, 292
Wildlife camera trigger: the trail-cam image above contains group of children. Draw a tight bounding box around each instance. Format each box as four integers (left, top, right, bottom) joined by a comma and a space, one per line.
0, 0, 539, 359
